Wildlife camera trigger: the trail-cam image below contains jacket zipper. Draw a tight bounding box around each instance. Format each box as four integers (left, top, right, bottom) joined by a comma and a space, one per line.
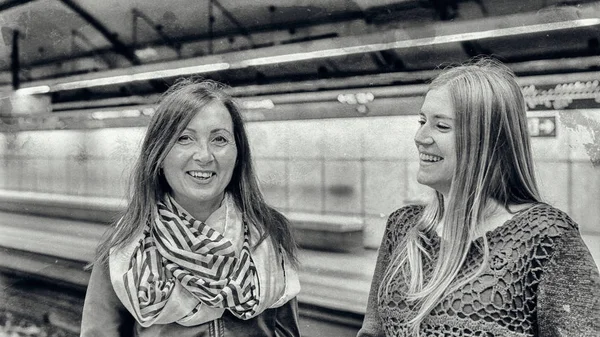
213, 319, 220, 337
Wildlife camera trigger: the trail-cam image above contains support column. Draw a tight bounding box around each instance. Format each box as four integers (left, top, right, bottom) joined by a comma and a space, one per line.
11, 30, 19, 90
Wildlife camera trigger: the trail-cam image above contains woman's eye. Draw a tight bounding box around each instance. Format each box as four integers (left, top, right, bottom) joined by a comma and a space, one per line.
437, 123, 451, 130
211, 135, 230, 146
418, 118, 426, 125
177, 134, 193, 144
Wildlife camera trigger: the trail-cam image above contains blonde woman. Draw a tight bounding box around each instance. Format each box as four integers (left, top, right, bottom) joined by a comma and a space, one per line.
358, 59, 600, 336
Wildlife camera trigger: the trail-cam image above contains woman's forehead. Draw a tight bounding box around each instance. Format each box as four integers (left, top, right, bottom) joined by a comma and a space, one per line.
183, 101, 234, 132
421, 87, 455, 118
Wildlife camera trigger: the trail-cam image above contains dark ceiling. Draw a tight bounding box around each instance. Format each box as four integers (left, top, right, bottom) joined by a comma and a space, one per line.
1, 0, 599, 105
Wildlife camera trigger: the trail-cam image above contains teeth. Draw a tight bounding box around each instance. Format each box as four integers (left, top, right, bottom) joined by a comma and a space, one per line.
189, 171, 213, 178
420, 153, 443, 162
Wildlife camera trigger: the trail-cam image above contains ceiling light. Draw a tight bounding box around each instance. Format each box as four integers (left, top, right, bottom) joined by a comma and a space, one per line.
236, 19, 600, 67
135, 47, 159, 60
14, 85, 50, 95
241, 99, 275, 109
52, 63, 231, 91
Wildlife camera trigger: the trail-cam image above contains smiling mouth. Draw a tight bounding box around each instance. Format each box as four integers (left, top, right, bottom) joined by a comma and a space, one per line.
188, 171, 215, 180
420, 153, 444, 162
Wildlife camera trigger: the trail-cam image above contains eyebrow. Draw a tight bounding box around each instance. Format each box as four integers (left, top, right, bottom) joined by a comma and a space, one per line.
418, 112, 454, 120
433, 114, 454, 120
184, 127, 233, 134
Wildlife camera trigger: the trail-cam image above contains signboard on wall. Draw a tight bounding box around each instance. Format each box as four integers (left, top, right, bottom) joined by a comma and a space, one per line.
527, 116, 556, 137
522, 81, 600, 111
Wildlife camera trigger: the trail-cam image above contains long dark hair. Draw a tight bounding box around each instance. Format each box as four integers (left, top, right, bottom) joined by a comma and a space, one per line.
95, 79, 298, 267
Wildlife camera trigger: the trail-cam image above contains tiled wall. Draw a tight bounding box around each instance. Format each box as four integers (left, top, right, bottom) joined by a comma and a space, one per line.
246, 116, 430, 249
246, 113, 600, 256
0, 128, 144, 197
0, 111, 598, 265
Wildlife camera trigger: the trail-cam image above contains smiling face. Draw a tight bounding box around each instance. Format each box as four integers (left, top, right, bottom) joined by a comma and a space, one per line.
414, 86, 457, 196
162, 101, 238, 217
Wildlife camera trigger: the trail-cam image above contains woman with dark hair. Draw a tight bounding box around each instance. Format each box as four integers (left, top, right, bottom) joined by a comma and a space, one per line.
358, 59, 600, 337
81, 80, 300, 337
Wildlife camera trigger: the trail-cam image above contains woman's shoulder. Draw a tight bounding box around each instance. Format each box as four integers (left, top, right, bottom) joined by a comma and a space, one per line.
525, 203, 578, 230
516, 203, 578, 235
385, 204, 425, 239
388, 204, 425, 223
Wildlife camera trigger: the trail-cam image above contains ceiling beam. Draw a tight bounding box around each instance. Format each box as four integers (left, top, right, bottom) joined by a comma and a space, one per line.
10, 4, 600, 94
71, 29, 114, 68
58, 0, 141, 66
6, 12, 369, 69
131, 8, 180, 53
4, 56, 600, 98
211, 0, 255, 47
0, 0, 36, 12
11, 29, 19, 89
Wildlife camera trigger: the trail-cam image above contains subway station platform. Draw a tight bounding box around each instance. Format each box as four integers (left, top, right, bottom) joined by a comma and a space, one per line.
0, 209, 377, 336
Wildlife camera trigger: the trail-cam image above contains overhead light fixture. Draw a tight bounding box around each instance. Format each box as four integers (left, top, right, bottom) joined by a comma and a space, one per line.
13, 17, 600, 94
237, 19, 600, 67
240, 99, 275, 110
14, 85, 50, 95
91, 109, 142, 120
337, 92, 375, 105
135, 47, 159, 60
52, 63, 231, 91
16, 63, 230, 94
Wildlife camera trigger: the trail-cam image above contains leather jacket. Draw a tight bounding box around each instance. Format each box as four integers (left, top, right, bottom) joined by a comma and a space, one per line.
81, 262, 301, 337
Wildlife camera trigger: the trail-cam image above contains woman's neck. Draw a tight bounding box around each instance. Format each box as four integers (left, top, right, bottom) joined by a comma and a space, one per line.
172, 194, 225, 222
437, 197, 534, 238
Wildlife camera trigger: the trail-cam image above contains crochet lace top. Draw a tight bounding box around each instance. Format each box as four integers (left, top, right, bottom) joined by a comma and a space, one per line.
358, 204, 600, 337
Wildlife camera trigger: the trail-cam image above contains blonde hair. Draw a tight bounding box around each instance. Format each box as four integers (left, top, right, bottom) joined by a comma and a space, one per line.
380, 58, 541, 335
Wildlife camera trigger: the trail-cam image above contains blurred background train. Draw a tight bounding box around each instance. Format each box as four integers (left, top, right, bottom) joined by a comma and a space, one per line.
0, 0, 600, 336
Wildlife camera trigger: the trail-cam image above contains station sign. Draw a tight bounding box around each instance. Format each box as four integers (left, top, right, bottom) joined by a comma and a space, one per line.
522, 81, 600, 111
527, 116, 556, 137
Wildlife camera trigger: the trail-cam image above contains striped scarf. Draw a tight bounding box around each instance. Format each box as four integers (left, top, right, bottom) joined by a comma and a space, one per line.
110, 194, 293, 327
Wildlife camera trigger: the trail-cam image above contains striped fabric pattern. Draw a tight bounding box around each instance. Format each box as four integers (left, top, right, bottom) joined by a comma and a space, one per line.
123, 196, 260, 324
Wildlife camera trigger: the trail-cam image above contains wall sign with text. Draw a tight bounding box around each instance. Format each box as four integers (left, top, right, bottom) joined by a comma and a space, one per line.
527, 116, 556, 137
522, 81, 600, 111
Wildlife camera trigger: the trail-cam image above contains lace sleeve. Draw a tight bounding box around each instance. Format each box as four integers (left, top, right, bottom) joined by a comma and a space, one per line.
536, 224, 600, 336
357, 206, 422, 337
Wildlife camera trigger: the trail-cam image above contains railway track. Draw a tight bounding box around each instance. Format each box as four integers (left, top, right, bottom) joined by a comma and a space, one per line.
0, 267, 84, 337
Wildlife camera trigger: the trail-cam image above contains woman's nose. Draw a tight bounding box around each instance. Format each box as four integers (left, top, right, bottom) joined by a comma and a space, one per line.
192, 143, 214, 163
414, 126, 434, 146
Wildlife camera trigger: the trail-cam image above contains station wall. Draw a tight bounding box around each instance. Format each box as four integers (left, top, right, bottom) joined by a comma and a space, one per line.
0, 110, 598, 265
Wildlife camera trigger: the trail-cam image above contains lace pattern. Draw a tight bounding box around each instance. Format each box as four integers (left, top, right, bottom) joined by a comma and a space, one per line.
377, 204, 580, 337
